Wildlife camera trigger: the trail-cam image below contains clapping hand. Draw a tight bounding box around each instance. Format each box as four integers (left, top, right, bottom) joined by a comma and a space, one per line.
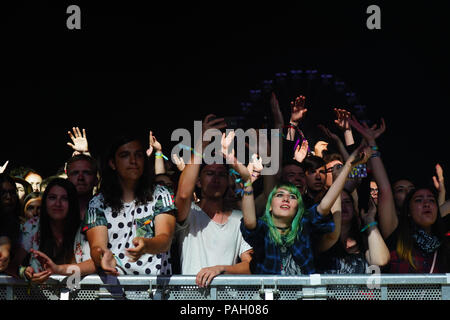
146, 131, 162, 157
247, 154, 263, 183
293, 140, 308, 163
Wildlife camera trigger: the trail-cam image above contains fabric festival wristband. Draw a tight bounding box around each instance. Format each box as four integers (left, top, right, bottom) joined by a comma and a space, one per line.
244, 180, 252, 188
360, 221, 378, 232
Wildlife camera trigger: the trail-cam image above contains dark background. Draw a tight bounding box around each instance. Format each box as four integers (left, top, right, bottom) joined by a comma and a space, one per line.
2, 1, 450, 187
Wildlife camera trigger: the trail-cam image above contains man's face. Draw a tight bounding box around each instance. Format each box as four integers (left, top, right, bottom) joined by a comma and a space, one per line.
393, 179, 415, 210
109, 140, 145, 183
197, 164, 229, 199
370, 180, 379, 205
25, 173, 42, 192
281, 164, 306, 194
305, 166, 327, 193
67, 160, 98, 196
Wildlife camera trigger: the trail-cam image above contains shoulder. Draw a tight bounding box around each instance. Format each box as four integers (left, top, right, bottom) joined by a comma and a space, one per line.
88, 193, 105, 208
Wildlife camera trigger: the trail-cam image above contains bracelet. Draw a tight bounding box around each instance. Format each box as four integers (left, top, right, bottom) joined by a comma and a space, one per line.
360, 221, 378, 232
370, 151, 381, 159
244, 180, 252, 188
155, 152, 168, 160
370, 145, 379, 151
243, 190, 254, 196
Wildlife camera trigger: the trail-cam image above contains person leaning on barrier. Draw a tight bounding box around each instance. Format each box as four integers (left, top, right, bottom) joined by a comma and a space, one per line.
84, 132, 176, 276
175, 114, 253, 287
16, 178, 95, 283
226, 129, 372, 274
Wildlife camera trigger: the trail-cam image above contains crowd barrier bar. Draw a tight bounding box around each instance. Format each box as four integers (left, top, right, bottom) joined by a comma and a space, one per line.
1, 273, 449, 300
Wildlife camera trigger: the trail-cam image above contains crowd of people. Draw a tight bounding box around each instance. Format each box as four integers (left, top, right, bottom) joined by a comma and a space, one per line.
1, 93, 449, 289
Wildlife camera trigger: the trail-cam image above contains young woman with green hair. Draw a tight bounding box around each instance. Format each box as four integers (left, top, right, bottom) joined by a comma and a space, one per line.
221, 131, 371, 274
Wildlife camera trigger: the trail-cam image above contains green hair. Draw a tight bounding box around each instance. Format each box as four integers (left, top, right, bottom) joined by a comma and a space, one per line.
261, 182, 305, 247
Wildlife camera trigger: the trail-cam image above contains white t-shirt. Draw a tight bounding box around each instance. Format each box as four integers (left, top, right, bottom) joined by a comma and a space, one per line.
85, 185, 176, 275
176, 202, 252, 275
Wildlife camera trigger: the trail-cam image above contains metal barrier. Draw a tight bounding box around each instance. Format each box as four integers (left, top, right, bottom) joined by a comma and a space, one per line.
1, 274, 449, 300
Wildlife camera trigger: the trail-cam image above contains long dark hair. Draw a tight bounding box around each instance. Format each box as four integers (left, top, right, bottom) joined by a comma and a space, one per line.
0, 174, 21, 247
396, 187, 449, 271
39, 178, 80, 264
99, 133, 154, 214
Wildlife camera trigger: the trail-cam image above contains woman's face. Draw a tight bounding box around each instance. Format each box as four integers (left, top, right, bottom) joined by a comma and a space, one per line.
25, 199, 41, 220
341, 191, 354, 223
409, 189, 438, 231
270, 188, 299, 221
46, 185, 69, 222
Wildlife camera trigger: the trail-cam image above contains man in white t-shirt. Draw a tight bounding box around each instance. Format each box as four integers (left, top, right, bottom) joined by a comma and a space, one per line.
175, 115, 253, 287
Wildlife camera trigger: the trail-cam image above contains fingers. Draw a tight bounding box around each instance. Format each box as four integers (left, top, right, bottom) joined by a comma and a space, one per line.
432, 176, 440, 190
31, 270, 51, 283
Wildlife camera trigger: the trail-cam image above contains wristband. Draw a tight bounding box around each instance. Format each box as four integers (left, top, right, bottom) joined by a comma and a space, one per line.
243, 190, 254, 196
155, 152, 168, 160
244, 180, 252, 188
370, 151, 381, 159
360, 221, 378, 232
370, 145, 379, 151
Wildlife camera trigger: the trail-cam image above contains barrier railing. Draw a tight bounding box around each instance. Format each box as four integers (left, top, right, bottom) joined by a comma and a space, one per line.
1, 274, 449, 300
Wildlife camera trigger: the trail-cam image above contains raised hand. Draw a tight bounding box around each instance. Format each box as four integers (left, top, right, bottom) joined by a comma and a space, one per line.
314, 140, 329, 158
221, 131, 236, 164
146, 131, 162, 157
67, 127, 89, 154
333, 108, 352, 131
0, 160, 8, 174
293, 140, 308, 163
290, 95, 308, 124
247, 154, 263, 183
172, 153, 186, 172
360, 197, 377, 226
433, 163, 445, 191
349, 116, 386, 145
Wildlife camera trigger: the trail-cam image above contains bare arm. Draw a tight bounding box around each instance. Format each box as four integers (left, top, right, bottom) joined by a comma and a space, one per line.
349, 116, 397, 239
361, 200, 390, 266
175, 114, 226, 223
85, 226, 117, 274
127, 212, 176, 261
195, 249, 253, 287
318, 147, 371, 215
316, 195, 342, 253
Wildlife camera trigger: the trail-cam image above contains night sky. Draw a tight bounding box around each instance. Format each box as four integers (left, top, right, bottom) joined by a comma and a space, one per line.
3, 2, 450, 187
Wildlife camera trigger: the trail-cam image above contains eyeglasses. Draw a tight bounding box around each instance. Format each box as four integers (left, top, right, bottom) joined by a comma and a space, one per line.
370, 188, 379, 193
